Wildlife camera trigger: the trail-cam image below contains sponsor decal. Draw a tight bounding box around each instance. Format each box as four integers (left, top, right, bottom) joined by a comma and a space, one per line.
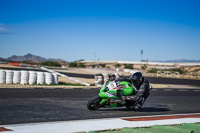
105, 92, 115, 97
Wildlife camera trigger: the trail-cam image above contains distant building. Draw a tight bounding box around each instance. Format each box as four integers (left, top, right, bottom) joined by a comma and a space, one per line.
0, 58, 8, 64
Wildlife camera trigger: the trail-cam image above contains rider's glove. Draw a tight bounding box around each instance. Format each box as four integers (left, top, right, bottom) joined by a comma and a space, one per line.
115, 81, 120, 86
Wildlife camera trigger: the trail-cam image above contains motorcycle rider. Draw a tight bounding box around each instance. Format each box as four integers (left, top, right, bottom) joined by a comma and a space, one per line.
114, 72, 151, 111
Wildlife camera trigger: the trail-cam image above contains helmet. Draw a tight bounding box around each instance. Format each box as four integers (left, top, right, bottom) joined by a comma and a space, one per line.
130, 72, 143, 86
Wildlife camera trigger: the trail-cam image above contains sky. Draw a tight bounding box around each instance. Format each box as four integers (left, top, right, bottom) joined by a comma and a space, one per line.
0, 0, 200, 62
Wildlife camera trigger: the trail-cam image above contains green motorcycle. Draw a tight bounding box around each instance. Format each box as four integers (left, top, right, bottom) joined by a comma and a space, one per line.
87, 79, 137, 110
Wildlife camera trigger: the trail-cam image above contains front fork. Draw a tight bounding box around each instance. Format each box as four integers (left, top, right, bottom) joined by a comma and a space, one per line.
100, 99, 107, 105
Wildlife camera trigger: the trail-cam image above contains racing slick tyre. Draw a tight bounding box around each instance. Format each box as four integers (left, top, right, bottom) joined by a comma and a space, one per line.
87, 95, 102, 110
125, 104, 135, 110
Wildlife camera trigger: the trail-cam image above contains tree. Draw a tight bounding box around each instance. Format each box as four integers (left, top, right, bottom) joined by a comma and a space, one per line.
101, 64, 106, 68
69, 62, 86, 68
115, 63, 121, 68
69, 62, 78, 67
141, 64, 147, 70
124, 64, 133, 69
78, 63, 85, 68
41, 61, 61, 67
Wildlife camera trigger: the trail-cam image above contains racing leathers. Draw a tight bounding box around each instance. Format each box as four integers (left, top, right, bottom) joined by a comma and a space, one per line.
116, 76, 151, 110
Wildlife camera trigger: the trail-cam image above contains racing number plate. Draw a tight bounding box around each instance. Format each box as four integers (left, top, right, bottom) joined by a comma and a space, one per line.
107, 81, 117, 90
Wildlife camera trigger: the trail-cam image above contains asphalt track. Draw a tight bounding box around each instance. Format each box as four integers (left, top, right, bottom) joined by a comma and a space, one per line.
0, 88, 200, 125
59, 72, 200, 87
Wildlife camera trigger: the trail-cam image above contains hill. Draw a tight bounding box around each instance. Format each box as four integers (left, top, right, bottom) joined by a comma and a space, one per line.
6, 53, 67, 62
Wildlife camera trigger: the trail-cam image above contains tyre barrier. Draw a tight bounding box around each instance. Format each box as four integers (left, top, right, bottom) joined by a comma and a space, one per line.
94, 74, 104, 87
45, 72, 53, 85
0, 70, 6, 84
36, 72, 45, 84
6, 70, 13, 84
94, 73, 122, 87
13, 71, 21, 84
52, 73, 58, 84
0, 70, 58, 85
20, 71, 29, 84
29, 71, 37, 85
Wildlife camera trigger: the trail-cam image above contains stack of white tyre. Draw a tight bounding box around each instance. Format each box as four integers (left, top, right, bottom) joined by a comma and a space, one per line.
29, 71, 37, 85
6, 70, 13, 84
0, 70, 58, 85
13, 71, 21, 84
37, 72, 45, 84
94, 74, 104, 87
45, 72, 53, 85
52, 73, 58, 84
0, 70, 6, 84
20, 71, 29, 84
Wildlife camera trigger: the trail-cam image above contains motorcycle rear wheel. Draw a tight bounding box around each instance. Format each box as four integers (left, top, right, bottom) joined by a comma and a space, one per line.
87, 95, 102, 110
125, 104, 135, 110
125, 101, 136, 110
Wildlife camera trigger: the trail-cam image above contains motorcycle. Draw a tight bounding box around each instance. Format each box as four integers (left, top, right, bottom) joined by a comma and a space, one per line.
87, 79, 138, 110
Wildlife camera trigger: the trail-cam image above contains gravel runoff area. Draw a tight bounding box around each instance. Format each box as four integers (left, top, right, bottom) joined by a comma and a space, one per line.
1, 74, 200, 89
0, 65, 170, 88
0, 83, 168, 89
0, 74, 199, 89
1, 65, 200, 89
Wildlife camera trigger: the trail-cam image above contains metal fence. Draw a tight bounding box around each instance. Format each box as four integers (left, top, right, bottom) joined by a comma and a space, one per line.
157, 71, 179, 78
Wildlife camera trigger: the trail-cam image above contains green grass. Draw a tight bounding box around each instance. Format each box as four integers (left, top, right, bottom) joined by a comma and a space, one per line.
88, 123, 200, 133
30, 82, 85, 86
192, 68, 200, 72
147, 68, 158, 73
41, 61, 61, 67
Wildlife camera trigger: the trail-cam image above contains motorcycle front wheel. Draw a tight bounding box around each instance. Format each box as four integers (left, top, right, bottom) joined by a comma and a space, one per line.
87, 95, 102, 110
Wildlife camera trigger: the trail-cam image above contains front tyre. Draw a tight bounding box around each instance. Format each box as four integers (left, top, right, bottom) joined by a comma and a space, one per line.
87, 95, 102, 110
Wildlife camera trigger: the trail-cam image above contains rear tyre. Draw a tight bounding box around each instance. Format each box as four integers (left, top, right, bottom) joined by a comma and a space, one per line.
87, 95, 102, 110
125, 101, 136, 110
125, 104, 135, 110
125, 101, 141, 111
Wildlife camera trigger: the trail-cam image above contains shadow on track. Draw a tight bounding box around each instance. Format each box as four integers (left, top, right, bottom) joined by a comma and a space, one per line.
95, 107, 170, 112
140, 107, 171, 112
